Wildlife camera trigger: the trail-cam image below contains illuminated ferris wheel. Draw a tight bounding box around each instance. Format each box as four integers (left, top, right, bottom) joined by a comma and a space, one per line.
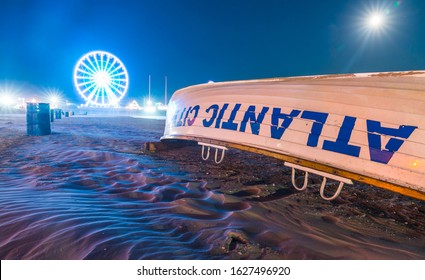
74, 51, 129, 107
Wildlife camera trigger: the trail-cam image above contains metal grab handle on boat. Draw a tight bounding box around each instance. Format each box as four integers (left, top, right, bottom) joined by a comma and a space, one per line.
319, 178, 345, 201
201, 145, 210, 161
214, 148, 226, 164
199, 142, 228, 164
290, 167, 309, 191
284, 162, 353, 201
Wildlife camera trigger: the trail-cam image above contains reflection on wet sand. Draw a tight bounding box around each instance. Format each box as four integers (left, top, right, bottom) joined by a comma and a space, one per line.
0, 114, 424, 259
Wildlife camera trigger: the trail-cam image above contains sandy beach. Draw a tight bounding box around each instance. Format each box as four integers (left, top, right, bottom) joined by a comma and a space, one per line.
0, 113, 424, 259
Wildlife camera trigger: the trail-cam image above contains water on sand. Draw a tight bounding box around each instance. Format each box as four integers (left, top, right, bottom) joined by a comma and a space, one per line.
0, 114, 424, 259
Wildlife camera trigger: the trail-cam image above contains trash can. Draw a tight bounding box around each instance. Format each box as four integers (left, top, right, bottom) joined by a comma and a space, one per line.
26, 103, 51, 136
55, 109, 62, 119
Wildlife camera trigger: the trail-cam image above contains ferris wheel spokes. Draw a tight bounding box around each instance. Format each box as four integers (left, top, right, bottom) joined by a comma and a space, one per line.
74, 51, 129, 107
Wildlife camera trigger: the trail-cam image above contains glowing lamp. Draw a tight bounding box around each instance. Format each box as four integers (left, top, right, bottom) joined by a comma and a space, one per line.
144, 105, 157, 113
0, 95, 14, 107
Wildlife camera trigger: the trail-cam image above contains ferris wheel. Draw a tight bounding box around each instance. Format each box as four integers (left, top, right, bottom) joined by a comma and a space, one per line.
74, 51, 129, 107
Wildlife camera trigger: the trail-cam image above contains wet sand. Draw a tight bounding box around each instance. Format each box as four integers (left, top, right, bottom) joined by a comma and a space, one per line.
0, 113, 424, 259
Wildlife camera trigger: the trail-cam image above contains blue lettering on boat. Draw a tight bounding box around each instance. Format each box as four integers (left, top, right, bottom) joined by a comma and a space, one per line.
221, 104, 241, 131
177, 107, 187, 127
202, 104, 219, 127
300, 111, 329, 147
186, 105, 199, 126
271, 108, 301, 139
239, 105, 269, 135
170, 103, 418, 165
323, 116, 361, 157
366, 120, 417, 164
215, 104, 229, 128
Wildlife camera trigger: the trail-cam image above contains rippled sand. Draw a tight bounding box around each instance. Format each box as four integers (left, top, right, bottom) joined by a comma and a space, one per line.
0, 113, 424, 259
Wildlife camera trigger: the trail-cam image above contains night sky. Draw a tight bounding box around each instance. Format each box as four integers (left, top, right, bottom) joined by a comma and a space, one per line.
1, 0, 424, 104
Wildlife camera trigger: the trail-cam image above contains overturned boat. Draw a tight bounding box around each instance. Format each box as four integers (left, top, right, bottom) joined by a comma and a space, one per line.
161, 71, 425, 201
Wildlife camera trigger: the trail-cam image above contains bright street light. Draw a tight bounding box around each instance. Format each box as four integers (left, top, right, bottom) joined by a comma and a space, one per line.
0, 94, 14, 107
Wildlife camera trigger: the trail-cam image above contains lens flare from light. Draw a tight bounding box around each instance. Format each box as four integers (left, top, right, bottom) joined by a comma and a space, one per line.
41, 87, 64, 109
0, 81, 22, 108
356, 2, 397, 39
368, 13, 385, 29
0, 94, 14, 107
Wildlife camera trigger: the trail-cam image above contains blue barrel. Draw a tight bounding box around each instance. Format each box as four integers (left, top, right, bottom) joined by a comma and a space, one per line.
26, 103, 51, 136
55, 109, 62, 119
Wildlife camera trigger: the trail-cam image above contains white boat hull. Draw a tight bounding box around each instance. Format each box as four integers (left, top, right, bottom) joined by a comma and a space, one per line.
162, 71, 425, 200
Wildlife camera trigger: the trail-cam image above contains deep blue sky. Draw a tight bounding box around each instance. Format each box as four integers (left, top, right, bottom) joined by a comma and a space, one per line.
1, 0, 424, 103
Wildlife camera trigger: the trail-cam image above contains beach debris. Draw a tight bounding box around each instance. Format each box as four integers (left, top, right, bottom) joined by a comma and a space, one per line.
224, 230, 249, 251
143, 140, 196, 152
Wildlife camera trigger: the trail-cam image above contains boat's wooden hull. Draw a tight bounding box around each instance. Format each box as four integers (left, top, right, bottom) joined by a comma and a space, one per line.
161, 71, 425, 200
